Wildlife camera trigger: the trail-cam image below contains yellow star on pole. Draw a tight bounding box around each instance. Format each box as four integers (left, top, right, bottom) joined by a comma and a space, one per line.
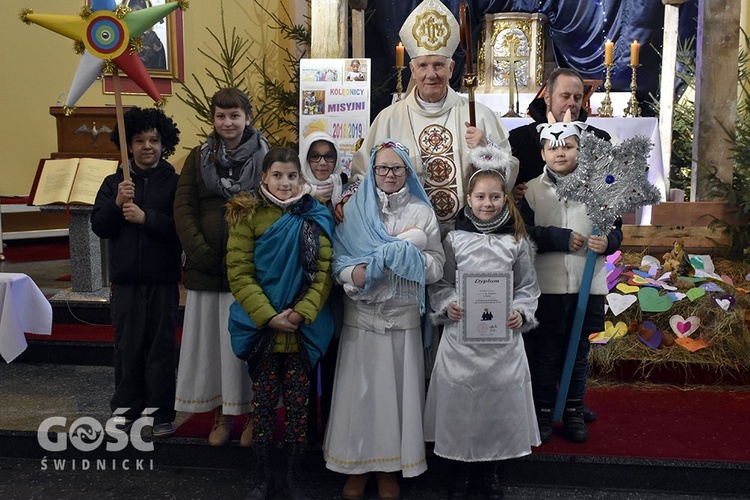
20, 0, 188, 112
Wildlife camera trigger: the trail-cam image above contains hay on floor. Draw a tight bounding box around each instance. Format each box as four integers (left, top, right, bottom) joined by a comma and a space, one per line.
589, 254, 750, 379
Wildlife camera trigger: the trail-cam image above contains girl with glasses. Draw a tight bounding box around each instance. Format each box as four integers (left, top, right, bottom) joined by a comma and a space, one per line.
299, 132, 348, 212
323, 140, 445, 500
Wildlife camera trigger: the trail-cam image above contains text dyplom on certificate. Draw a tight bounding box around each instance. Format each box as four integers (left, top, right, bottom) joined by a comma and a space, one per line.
458, 271, 513, 344
299, 58, 371, 177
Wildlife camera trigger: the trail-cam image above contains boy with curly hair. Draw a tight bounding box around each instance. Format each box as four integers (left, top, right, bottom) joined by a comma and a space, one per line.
92, 107, 181, 437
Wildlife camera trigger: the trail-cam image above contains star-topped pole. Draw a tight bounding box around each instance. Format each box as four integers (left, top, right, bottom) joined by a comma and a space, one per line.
20, 0, 188, 179
549, 130, 661, 422
556, 133, 662, 236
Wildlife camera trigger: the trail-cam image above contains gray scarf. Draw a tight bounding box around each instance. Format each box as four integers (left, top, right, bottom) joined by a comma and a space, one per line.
463, 204, 511, 234
200, 128, 269, 199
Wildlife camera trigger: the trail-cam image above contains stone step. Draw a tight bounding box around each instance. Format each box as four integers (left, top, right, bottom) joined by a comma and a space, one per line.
2, 431, 749, 498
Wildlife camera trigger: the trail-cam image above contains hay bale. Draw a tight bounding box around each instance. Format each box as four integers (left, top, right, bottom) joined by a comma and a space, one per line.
589, 254, 750, 379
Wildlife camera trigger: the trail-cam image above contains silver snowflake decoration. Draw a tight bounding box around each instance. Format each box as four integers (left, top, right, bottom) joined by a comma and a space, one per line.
556, 132, 661, 235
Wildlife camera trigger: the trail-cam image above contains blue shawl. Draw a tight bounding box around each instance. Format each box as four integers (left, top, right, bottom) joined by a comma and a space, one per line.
229, 194, 335, 367
332, 140, 431, 313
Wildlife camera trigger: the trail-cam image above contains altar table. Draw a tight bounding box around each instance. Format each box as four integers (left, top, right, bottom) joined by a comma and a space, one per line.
0, 273, 52, 362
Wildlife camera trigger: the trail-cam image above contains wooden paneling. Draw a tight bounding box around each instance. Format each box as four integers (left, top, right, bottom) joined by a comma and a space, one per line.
649, 201, 747, 227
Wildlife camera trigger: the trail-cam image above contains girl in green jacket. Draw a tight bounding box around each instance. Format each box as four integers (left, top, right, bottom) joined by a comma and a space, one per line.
226, 147, 335, 500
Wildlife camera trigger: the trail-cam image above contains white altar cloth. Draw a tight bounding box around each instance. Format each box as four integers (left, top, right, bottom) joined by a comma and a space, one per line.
0, 273, 52, 363
473, 92, 633, 118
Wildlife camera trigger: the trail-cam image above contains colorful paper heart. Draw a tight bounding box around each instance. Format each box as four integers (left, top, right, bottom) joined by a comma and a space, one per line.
694, 269, 718, 279
606, 262, 615, 273
746, 273, 750, 282
692, 254, 715, 273
643, 278, 663, 288
689, 255, 704, 269
684, 277, 706, 284
648, 265, 658, 277
633, 270, 651, 278
699, 282, 725, 293
656, 272, 672, 282
606, 250, 622, 266
628, 275, 650, 286
667, 292, 687, 302
686, 288, 706, 302
589, 321, 628, 344
616, 283, 639, 294
713, 294, 736, 312
641, 255, 660, 268
606, 293, 637, 316
637, 288, 673, 313
607, 267, 623, 283
669, 315, 700, 338
675, 337, 709, 352
637, 321, 663, 349
721, 275, 734, 286
647, 278, 674, 289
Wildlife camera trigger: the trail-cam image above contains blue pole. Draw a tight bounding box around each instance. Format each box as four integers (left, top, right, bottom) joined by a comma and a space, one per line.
552, 241, 598, 423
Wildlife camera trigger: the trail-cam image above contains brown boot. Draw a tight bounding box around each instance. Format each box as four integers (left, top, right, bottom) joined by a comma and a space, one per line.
342, 473, 370, 500
207, 407, 232, 446
376, 472, 400, 500
240, 414, 254, 447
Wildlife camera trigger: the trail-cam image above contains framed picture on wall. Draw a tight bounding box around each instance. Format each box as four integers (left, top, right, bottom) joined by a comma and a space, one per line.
101, 0, 185, 97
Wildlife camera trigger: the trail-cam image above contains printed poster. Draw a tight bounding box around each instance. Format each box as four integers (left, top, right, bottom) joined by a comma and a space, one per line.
299, 58, 371, 176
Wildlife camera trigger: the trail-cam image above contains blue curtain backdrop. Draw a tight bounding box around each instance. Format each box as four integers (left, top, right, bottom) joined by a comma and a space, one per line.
363, 0, 698, 117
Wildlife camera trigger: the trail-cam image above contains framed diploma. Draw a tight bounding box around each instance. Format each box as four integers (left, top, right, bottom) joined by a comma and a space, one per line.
458, 271, 513, 344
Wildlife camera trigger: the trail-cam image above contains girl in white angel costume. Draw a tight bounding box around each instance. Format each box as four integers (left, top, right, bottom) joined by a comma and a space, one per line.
425, 145, 541, 500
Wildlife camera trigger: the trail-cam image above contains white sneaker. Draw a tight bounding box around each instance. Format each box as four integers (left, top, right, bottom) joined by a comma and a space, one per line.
151, 422, 174, 437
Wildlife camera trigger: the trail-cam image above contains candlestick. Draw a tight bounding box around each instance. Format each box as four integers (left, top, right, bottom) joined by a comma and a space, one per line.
604, 39, 614, 65
630, 40, 640, 66
624, 64, 642, 117
598, 62, 614, 117
395, 65, 405, 101
396, 42, 404, 68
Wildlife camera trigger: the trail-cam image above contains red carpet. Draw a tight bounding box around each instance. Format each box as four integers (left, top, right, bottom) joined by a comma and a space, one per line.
536, 385, 750, 462
2, 237, 70, 263
0, 196, 31, 204
26, 323, 183, 343
173, 385, 750, 463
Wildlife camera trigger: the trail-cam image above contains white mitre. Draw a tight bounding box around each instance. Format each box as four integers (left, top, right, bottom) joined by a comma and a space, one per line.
399, 0, 460, 59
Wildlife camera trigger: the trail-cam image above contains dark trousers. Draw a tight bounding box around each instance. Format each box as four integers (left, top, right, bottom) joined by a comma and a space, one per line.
110, 282, 178, 425
250, 351, 310, 444
523, 293, 604, 408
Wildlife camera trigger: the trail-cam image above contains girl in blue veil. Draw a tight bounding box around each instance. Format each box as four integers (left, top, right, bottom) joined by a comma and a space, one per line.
323, 140, 446, 500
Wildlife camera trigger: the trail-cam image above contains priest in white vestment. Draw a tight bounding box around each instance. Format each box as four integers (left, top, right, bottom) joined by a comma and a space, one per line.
348, 0, 516, 230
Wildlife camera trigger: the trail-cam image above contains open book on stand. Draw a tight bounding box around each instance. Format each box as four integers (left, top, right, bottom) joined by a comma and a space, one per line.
29, 158, 119, 206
